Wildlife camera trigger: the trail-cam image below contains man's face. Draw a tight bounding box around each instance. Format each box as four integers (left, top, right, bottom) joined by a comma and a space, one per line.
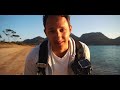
44, 16, 72, 49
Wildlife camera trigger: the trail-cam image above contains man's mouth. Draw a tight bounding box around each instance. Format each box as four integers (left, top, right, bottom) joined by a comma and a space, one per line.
55, 41, 64, 45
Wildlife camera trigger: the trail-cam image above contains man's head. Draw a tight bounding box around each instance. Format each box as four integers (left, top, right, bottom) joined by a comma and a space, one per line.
43, 15, 71, 28
43, 15, 72, 52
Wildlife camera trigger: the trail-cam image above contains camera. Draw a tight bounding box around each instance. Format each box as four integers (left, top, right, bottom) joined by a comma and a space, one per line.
71, 59, 91, 75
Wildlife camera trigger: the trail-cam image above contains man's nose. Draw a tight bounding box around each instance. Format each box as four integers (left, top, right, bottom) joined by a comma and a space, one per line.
55, 30, 61, 38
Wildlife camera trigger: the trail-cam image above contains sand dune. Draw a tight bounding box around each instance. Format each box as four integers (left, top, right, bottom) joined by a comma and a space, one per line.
0, 43, 34, 75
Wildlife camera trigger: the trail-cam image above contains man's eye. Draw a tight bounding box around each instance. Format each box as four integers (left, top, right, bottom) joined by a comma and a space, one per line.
49, 30, 55, 33
60, 29, 64, 32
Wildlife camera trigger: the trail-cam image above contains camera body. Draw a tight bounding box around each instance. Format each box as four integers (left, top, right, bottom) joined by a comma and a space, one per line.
71, 59, 91, 75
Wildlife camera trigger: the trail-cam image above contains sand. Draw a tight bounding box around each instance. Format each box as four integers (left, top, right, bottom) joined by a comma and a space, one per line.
0, 43, 34, 75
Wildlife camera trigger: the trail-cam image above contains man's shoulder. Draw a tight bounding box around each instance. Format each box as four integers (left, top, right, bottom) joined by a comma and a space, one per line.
79, 41, 88, 47
70, 37, 89, 49
70, 37, 87, 45
27, 44, 40, 58
26, 44, 40, 62
32, 39, 48, 53
31, 44, 40, 52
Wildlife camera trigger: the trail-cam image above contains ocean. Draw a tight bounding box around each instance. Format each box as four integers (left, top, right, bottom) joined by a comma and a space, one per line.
89, 45, 120, 75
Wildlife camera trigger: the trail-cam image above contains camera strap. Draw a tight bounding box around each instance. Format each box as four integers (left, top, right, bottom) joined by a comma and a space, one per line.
36, 37, 91, 75
36, 40, 48, 75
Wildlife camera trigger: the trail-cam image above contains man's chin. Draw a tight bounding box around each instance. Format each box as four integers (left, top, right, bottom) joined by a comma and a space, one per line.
55, 43, 64, 48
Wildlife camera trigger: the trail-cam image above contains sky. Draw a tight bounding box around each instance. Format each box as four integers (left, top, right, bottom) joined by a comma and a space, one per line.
0, 15, 120, 42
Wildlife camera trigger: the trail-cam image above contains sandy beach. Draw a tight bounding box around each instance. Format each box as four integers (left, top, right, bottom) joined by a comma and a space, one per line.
0, 43, 34, 75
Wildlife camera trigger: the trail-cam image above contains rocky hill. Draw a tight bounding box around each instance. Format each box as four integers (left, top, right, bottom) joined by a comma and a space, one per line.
23, 36, 45, 45
80, 32, 110, 45
22, 32, 120, 45
80, 32, 120, 45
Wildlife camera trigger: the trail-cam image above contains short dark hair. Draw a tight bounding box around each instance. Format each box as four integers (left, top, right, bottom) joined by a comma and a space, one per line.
43, 15, 71, 28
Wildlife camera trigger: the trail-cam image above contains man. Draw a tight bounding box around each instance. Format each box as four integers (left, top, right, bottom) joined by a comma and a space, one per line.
24, 15, 90, 75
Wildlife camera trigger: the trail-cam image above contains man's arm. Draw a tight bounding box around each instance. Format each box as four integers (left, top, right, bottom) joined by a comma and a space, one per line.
79, 41, 90, 61
24, 46, 39, 75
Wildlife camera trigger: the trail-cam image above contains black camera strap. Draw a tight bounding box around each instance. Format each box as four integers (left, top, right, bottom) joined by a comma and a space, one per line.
36, 37, 91, 75
74, 39, 85, 60
36, 40, 48, 75
71, 38, 91, 75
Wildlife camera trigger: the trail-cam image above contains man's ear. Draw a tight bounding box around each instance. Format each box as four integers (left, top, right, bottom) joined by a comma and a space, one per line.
44, 29, 47, 36
69, 25, 72, 33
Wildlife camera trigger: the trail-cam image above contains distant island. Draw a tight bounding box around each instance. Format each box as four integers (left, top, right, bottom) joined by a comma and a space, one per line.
22, 32, 120, 45
79, 32, 120, 45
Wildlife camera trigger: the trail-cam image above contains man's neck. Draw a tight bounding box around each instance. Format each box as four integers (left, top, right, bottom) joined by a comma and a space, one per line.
52, 42, 69, 58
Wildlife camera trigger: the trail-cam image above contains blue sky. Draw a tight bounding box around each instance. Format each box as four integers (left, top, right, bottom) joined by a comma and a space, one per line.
0, 15, 120, 42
